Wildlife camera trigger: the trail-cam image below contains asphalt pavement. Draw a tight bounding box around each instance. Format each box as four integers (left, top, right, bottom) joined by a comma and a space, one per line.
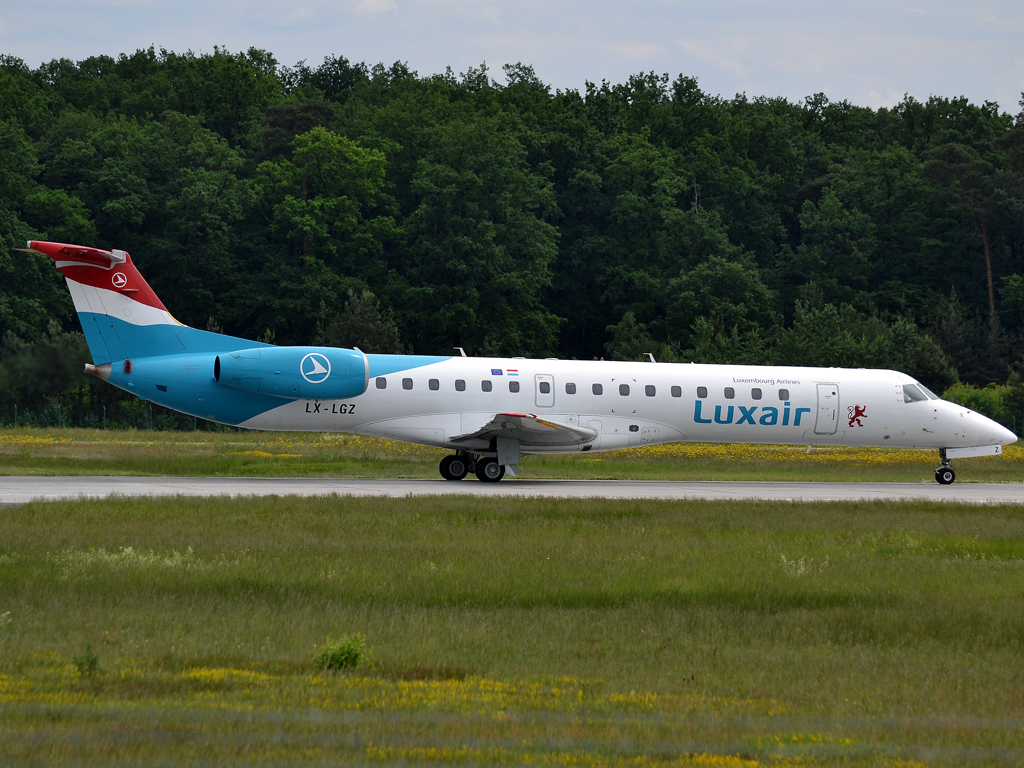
2, 476, 1023, 504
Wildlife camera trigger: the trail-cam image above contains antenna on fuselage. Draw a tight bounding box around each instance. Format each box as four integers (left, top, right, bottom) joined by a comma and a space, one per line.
645, 353, 657, 363
454, 347, 467, 357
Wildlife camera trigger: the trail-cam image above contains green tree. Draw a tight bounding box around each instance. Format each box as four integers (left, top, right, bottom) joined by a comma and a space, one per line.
400, 114, 561, 355
604, 312, 678, 362
314, 291, 406, 354
921, 143, 1004, 336
257, 126, 395, 278
682, 316, 774, 365
0, 120, 75, 340
884, 317, 959, 392
777, 302, 877, 368
794, 188, 876, 307
667, 254, 778, 347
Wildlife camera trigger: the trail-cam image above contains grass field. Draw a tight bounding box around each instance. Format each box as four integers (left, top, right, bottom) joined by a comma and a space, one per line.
1, 428, 1022, 482
2, 494, 1024, 765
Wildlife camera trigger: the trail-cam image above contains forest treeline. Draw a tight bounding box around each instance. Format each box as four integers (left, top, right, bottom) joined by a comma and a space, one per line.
0, 48, 1023, 429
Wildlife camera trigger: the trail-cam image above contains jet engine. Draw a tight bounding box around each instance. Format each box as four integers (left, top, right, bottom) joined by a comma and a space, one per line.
215, 346, 367, 400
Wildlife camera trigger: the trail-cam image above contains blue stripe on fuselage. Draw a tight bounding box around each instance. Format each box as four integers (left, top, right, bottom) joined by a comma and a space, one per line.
107, 352, 287, 426
84, 321, 454, 426
366, 354, 452, 378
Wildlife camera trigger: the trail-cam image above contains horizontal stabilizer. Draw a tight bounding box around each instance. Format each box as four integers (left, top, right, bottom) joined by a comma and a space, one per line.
24, 241, 129, 269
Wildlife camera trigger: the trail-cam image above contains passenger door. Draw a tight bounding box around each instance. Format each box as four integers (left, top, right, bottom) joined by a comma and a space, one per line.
814, 383, 840, 435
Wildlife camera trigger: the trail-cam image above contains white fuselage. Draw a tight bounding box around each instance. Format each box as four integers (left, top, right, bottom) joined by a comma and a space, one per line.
238, 358, 1014, 454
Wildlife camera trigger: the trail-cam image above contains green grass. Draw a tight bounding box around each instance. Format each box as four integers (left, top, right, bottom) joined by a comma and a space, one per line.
2, 494, 1024, 764
1, 427, 1022, 482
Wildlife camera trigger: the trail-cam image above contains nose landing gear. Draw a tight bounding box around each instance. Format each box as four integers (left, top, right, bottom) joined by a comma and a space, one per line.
935, 449, 955, 485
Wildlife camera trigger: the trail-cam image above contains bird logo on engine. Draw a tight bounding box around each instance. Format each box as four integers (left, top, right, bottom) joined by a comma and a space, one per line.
300, 353, 331, 384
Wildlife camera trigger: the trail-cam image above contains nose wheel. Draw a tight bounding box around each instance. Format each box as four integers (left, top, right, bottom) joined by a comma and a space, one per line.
935, 449, 955, 484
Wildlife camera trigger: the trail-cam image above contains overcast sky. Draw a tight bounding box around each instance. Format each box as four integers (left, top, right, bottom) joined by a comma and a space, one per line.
1, 0, 1022, 112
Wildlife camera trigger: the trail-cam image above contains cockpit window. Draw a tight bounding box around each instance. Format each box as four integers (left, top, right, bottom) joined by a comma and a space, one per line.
918, 383, 939, 399
903, 384, 929, 402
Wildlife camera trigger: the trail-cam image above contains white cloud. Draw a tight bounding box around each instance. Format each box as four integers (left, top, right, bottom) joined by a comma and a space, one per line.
0, 0, 1020, 110
676, 38, 747, 79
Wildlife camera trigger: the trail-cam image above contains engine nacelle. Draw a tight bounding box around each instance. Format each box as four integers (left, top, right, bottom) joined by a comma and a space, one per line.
215, 346, 367, 400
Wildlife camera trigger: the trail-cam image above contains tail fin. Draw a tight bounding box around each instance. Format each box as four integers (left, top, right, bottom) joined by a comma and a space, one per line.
27, 241, 261, 362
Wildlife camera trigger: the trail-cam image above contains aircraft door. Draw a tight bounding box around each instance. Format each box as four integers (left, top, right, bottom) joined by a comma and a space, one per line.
535, 374, 555, 407
814, 383, 840, 435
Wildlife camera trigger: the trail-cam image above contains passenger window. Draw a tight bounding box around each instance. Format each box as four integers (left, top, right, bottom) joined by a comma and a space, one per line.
375, 377, 387, 389
697, 386, 707, 398
455, 379, 466, 392
751, 388, 761, 400
402, 378, 413, 390
778, 389, 789, 400
671, 386, 682, 398
429, 379, 439, 391
724, 387, 735, 399
565, 383, 577, 394
482, 380, 492, 392
619, 384, 630, 396
539, 382, 551, 394
593, 383, 603, 395
903, 384, 928, 402
509, 381, 520, 393
645, 385, 656, 397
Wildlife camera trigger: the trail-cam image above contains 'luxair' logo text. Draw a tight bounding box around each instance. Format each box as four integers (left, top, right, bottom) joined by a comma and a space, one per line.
694, 400, 812, 426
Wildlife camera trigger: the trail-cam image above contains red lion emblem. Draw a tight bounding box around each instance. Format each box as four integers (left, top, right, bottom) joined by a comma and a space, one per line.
847, 404, 867, 427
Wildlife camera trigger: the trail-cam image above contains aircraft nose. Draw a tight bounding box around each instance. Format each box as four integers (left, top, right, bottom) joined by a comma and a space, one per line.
979, 415, 1018, 446
996, 423, 1018, 446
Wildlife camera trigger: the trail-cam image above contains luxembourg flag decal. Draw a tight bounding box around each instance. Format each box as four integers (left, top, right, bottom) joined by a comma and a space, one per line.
507, 369, 519, 376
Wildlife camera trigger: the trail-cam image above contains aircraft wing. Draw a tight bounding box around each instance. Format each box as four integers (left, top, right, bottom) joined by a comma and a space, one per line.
451, 413, 597, 447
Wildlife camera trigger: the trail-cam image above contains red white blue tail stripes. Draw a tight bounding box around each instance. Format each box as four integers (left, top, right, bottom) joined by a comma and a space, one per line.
28, 241, 260, 362
29, 241, 183, 363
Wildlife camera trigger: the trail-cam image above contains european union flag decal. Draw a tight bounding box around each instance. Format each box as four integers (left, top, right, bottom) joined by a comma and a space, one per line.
491, 368, 503, 375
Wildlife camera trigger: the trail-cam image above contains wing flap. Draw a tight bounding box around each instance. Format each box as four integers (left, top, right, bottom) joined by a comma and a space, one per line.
451, 413, 597, 447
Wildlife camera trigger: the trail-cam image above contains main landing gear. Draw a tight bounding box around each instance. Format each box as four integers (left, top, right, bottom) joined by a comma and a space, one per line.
439, 454, 469, 481
935, 449, 956, 485
474, 458, 505, 483
438, 453, 506, 483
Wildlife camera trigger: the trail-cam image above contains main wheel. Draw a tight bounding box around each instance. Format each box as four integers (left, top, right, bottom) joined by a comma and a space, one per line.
935, 467, 955, 485
439, 455, 468, 481
475, 457, 505, 483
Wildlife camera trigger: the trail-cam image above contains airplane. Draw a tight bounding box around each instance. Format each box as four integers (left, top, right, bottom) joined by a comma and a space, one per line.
24, 240, 1018, 485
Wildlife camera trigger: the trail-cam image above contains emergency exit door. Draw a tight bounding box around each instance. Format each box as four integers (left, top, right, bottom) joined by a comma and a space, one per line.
814, 384, 840, 435
535, 374, 555, 407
